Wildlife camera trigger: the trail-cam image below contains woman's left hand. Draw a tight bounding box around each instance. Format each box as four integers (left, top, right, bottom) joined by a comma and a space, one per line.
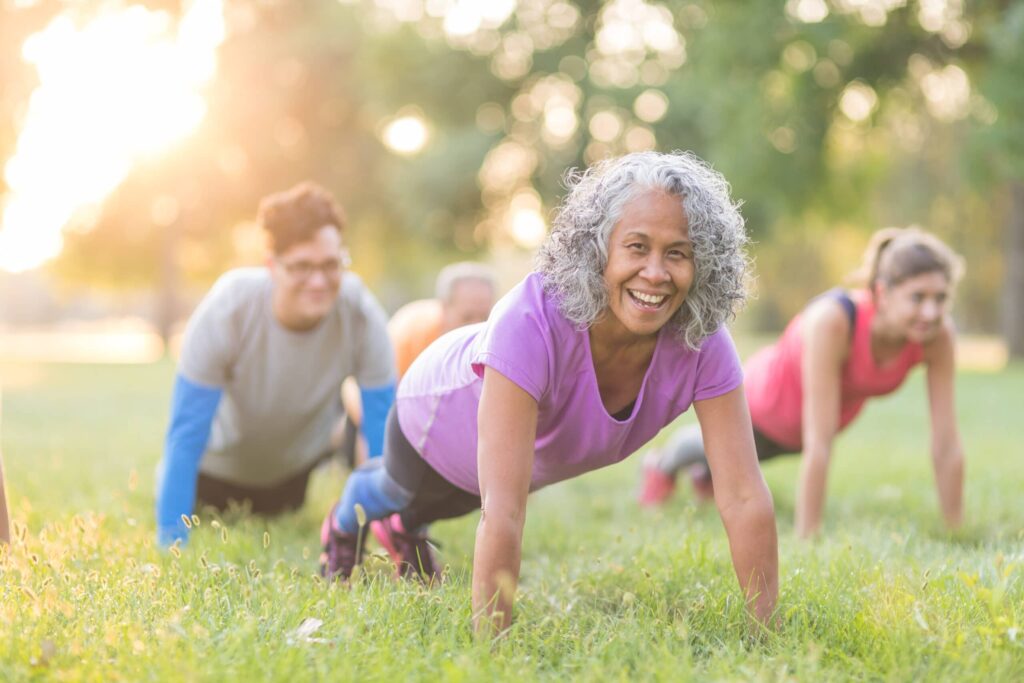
924, 320, 965, 530
696, 386, 779, 627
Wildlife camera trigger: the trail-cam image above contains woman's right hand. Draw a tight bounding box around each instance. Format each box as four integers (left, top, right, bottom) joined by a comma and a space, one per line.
472, 367, 538, 636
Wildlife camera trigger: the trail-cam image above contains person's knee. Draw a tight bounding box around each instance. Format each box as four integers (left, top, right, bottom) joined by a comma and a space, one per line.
345, 462, 412, 511
378, 469, 414, 509
660, 425, 707, 472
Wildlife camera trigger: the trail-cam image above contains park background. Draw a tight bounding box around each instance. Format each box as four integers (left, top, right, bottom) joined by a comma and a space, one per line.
0, 0, 1022, 680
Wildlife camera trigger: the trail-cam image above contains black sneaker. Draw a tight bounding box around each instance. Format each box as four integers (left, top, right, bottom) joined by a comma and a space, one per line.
319, 504, 364, 580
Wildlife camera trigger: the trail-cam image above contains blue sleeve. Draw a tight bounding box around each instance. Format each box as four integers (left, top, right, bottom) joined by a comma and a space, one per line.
359, 382, 395, 458
155, 374, 222, 546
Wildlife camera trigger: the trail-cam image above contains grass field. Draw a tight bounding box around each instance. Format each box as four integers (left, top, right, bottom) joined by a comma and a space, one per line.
1, 357, 1022, 681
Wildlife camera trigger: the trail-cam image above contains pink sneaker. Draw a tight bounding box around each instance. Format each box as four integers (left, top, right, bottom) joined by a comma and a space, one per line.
688, 464, 715, 503
638, 465, 676, 507
370, 513, 440, 583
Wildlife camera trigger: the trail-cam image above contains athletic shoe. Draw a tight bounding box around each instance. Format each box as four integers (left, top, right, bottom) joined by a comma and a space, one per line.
638, 464, 676, 507
370, 513, 440, 582
688, 463, 715, 503
319, 504, 364, 580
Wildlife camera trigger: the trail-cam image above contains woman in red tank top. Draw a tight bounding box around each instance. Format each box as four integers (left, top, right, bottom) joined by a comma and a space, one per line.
640, 228, 965, 539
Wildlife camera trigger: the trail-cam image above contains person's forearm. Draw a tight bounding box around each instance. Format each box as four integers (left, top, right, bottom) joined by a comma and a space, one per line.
1, 391, 9, 545
795, 444, 831, 539
720, 490, 778, 625
0, 473, 9, 545
472, 512, 523, 635
156, 451, 202, 545
359, 382, 396, 458
933, 446, 964, 529
156, 375, 221, 545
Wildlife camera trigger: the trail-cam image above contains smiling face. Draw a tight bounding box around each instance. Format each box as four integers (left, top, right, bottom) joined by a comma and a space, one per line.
874, 270, 951, 344
269, 224, 344, 330
598, 189, 694, 343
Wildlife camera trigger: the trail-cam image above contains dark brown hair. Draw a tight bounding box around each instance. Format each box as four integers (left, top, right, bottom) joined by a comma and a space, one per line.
257, 182, 346, 254
850, 227, 964, 291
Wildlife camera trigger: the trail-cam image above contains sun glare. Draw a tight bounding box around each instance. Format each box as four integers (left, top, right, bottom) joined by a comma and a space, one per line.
506, 191, 547, 249
0, 1, 226, 273
382, 114, 430, 155
839, 81, 879, 122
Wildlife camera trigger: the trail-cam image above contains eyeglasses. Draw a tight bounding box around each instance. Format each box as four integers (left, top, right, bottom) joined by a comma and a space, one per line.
276, 251, 350, 282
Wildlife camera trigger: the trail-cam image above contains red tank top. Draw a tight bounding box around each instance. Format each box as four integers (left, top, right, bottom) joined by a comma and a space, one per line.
745, 291, 925, 450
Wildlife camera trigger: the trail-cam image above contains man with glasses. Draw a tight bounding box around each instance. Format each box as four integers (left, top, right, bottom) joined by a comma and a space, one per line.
155, 182, 395, 546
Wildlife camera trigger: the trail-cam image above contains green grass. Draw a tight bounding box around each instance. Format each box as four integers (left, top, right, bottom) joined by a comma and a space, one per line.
1, 358, 1023, 681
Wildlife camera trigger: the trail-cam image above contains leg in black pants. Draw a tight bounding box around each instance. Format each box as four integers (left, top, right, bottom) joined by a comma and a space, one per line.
196, 457, 325, 515
379, 409, 481, 531
326, 408, 481, 580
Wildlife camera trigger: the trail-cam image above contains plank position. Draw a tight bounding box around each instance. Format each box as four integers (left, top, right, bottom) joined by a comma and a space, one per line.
640, 228, 965, 539
155, 182, 396, 545
320, 151, 778, 631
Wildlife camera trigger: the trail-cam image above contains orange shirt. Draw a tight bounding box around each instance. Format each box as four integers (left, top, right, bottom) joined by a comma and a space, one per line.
387, 299, 444, 378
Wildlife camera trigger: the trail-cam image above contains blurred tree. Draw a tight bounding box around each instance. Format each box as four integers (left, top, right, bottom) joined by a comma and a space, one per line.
968, 2, 1024, 357
332, 0, 1021, 345
42, 0, 500, 343
1, 0, 1020, 358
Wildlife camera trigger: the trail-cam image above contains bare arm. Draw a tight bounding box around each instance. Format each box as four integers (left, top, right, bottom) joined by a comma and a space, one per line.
924, 321, 964, 530
0, 457, 8, 545
0, 390, 9, 545
472, 367, 538, 635
795, 302, 848, 539
697, 386, 778, 626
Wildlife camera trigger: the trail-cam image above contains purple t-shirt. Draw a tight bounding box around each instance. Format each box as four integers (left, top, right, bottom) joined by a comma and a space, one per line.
396, 272, 743, 495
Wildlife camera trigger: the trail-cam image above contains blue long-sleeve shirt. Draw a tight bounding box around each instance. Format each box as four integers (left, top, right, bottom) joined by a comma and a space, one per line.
155, 374, 222, 546
359, 383, 395, 457
155, 375, 395, 545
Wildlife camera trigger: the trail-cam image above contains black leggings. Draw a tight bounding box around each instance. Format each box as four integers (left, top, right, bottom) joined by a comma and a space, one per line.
381, 408, 482, 531
196, 454, 327, 514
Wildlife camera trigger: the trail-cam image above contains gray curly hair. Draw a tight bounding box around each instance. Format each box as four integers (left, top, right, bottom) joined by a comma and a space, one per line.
536, 150, 750, 349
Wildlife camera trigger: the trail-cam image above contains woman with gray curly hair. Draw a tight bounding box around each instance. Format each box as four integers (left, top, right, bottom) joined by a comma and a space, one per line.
319, 151, 778, 632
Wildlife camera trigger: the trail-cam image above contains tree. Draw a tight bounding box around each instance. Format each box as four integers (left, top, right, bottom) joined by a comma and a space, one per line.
2, 0, 1020, 356
971, 2, 1024, 358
